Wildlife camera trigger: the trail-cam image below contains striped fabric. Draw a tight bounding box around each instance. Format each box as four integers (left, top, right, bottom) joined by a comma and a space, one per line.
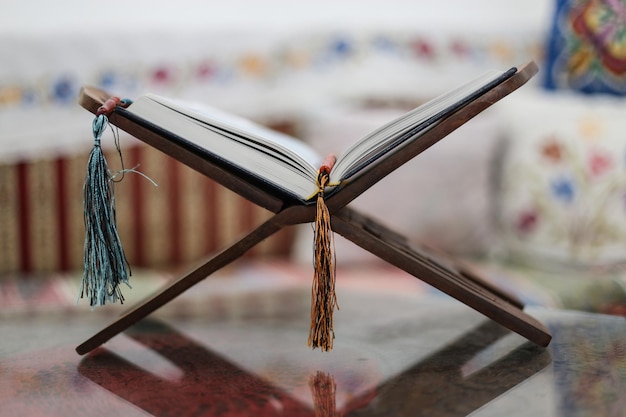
0, 142, 294, 275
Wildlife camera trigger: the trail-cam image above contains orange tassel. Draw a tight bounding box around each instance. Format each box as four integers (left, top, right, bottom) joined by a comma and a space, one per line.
308, 156, 338, 351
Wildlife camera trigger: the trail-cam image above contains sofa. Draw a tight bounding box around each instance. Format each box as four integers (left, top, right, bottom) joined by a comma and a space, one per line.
3, 0, 626, 317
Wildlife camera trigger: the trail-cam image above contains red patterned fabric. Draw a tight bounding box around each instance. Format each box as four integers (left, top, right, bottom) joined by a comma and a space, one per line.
0, 143, 294, 275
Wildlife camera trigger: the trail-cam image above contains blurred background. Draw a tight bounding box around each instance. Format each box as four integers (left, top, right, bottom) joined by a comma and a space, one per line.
2, 0, 626, 316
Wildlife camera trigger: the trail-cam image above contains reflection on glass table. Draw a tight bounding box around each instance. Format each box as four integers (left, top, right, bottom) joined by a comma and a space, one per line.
1, 278, 625, 416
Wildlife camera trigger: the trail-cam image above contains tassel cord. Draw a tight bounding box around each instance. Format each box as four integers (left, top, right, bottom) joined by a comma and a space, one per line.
79, 114, 130, 306
308, 173, 338, 351
79, 104, 155, 307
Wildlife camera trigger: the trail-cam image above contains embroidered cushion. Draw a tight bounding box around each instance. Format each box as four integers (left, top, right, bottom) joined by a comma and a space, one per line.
544, 0, 626, 96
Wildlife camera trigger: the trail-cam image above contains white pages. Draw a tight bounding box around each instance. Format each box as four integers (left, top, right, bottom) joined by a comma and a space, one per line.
126, 69, 509, 201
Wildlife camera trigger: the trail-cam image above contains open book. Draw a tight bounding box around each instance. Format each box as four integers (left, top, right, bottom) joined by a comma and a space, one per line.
121, 67, 517, 202
76, 61, 551, 355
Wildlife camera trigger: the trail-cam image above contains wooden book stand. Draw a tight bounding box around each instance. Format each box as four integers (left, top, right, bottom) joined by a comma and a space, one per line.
76, 62, 551, 355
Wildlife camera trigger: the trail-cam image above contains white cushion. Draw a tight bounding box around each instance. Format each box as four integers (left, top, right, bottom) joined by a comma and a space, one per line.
494, 90, 626, 269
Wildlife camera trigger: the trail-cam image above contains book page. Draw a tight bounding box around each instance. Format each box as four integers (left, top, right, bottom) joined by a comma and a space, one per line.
127, 97, 323, 201
148, 96, 322, 176
126, 67, 515, 201
330, 68, 514, 183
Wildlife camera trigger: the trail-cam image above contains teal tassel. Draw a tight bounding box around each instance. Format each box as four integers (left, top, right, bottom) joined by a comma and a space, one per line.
79, 114, 130, 306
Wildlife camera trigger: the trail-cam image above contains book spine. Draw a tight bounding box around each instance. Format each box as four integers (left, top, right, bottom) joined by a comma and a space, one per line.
204, 176, 220, 257
2, 154, 89, 274
166, 154, 183, 265
215, 186, 243, 252
65, 152, 89, 271
115, 144, 140, 266
0, 163, 20, 273
133, 144, 172, 267
54, 157, 70, 271
28, 158, 61, 272
179, 160, 210, 263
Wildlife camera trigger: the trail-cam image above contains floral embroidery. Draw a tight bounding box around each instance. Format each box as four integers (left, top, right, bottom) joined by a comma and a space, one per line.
544, 0, 626, 95
516, 210, 540, 234
551, 176, 577, 203
51, 76, 78, 104
151, 66, 177, 85
541, 138, 565, 162
571, 0, 626, 76
196, 61, 217, 80
1, 33, 539, 109
588, 149, 613, 176
411, 38, 436, 59
238, 55, 268, 76
331, 38, 353, 57
501, 130, 626, 265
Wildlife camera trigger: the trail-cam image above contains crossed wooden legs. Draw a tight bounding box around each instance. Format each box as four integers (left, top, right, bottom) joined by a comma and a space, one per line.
77, 206, 550, 355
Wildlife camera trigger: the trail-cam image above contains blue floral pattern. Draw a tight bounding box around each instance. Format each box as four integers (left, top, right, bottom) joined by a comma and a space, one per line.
0, 32, 539, 109
551, 176, 577, 203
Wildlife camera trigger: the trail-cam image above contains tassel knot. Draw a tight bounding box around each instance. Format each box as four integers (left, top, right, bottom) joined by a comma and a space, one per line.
92, 114, 108, 146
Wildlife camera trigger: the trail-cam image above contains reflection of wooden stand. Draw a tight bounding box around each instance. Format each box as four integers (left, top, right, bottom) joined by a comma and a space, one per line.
76, 62, 551, 355
79, 318, 551, 416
